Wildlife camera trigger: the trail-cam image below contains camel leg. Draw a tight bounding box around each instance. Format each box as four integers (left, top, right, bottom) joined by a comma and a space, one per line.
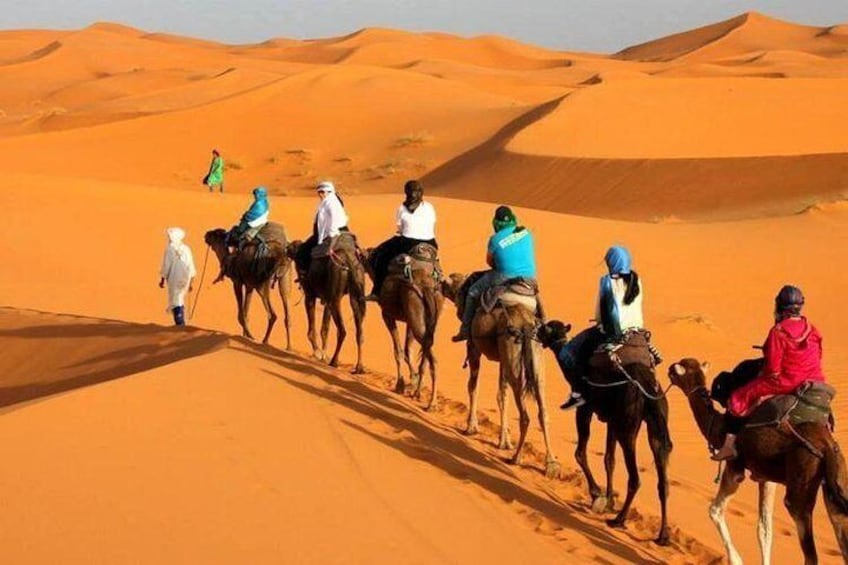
384, 314, 406, 394
602, 425, 617, 513
328, 299, 347, 368
404, 326, 419, 389
709, 467, 744, 565
784, 464, 821, 565
305, 295, 322, 361
320, 305, 332, 361
423, 342, 437, 412
259, 282, 278, 345
531, 350, 561, 478
607, 428, 640, 529
349, 289, 366, 374
233, 282, 254, 340
758, 481, 776, 565
823, 483, 848, 561
646, 401, 672, 546
243, 287, 255, 336
465, 347, 481, 436
497, 365, 513, 450
278, 267, 293, 350
575, 405, 603, 506
508, 377, 531, 466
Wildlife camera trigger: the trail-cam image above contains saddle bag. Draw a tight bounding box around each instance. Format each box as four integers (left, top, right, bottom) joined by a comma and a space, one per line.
588, 329, 656, 372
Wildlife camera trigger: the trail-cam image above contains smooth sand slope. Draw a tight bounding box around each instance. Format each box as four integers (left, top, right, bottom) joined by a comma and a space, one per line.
1, 10, 848, 564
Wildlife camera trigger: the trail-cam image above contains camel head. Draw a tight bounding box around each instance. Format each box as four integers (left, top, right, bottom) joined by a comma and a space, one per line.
538, 320, 572, 350
204, 228, 229, 260
668, 358, 711, 394
440, 272, 467, 304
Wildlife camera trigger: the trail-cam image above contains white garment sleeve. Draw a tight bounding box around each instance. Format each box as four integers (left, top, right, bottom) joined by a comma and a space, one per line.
329, 195, 348, 234
185, 246, 197, 278
316, 202, 330, 243
395, 204, 404, 233
160, 248, 173, 279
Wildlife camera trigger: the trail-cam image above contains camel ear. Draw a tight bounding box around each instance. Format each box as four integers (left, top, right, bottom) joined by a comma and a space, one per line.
672, 363, 686, 377
564, 323, 572, 333
700, 361, 711, 374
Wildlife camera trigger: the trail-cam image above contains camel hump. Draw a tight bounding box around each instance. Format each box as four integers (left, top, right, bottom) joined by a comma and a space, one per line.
258, 222, 287, 247
746, 381, 836, 429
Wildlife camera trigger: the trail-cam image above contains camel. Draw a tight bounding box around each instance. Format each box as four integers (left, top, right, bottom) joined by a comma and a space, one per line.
539, 320, 673, 545
205, 225, 292, 348
287, 232, 366, 373
669, 358, 848, 565
442, 272, 560, 478
362, 245, 443, 410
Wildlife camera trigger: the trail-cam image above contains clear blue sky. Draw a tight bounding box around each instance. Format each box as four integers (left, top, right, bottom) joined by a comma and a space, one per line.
3, 0, 847, 52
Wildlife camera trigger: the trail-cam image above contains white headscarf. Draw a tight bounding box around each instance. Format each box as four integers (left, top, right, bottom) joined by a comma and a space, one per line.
317, 181, 335, 195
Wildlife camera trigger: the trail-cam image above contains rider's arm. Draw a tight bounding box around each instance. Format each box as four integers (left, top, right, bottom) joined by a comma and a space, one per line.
761, 327, 784, 381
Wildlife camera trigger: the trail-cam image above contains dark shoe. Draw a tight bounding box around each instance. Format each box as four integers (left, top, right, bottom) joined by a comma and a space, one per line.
560, 394, 586, 411
451, 331, 469, 343
711, 446, 738, 462
365, 293, 380, 302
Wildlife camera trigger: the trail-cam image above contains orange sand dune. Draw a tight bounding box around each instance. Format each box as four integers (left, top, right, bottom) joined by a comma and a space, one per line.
3, 173, 848, 563
3, 12, 848, 563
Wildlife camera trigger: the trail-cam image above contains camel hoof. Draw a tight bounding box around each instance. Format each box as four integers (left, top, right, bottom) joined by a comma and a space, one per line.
244, 333, 255, 341
394, 380, 406, 394
351, 366, 365, 375
591, 496, 610, 514
329, 359, 340, 368
655, 532, 671, 547
508, 453, 521, 466
312, 351, 325, 362
464, 425, 479, 436
498, 437, 514, 451
606, 518, 626, 530
544, 460, 562, 479
262, 339, 270, 346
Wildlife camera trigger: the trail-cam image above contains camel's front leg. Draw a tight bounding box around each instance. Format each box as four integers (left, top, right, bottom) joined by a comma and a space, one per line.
465, 347, 481, 435
259, 281, 278, 345
497, 366, 513, 450
709, 466, 744, 565
758, 481, 776, 565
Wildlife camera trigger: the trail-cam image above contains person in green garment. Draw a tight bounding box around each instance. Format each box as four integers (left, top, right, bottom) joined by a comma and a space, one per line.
203, 149, 224, 193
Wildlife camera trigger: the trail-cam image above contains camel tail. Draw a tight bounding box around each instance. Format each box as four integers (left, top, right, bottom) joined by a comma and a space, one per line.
521, 325, 539, 399
824, 438, 848, 514
421, 286, 439, 350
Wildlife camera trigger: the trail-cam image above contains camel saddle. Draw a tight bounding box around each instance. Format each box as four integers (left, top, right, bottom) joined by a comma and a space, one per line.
311, 231, 358, 259
744, 381, 835, 430
387, 243, 443, 283
588, 329, 656, 372
233, 221, 286, 261
479, 277, 539, 314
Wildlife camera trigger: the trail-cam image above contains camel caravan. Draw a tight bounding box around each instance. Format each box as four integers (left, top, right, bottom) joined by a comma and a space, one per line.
190, 178, 848, 562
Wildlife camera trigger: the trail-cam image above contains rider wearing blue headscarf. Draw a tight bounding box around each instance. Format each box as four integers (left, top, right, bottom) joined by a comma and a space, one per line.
555, 245, 645, 411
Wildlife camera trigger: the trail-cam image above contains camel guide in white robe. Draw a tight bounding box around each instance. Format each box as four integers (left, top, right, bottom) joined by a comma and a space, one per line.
159, 227, 197, 326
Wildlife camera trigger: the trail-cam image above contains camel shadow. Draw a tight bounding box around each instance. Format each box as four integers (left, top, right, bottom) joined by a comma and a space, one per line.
231, 338, 666, 564
0, 308, 229, 411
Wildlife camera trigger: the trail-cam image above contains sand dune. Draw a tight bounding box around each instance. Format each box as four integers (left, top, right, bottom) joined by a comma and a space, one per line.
3, 11, 848, 563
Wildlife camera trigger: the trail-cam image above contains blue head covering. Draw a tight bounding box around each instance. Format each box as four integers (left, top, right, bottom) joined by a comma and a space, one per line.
243, 186, 269, 222
604, 246, 632, 276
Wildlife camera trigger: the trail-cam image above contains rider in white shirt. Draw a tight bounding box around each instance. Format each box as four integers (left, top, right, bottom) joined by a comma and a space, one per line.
295, 181, 350, 278
367, 180, 438, 300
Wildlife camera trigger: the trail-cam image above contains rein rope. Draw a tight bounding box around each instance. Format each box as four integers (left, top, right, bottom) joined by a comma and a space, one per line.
189, 243, 211, 321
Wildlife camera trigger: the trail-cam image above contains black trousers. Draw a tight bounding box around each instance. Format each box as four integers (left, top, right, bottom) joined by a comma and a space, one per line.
370, 236, 437, 293
295, 227, 352, 275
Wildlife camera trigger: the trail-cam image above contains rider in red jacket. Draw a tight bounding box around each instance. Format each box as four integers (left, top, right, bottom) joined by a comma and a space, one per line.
713, 285, 825, 461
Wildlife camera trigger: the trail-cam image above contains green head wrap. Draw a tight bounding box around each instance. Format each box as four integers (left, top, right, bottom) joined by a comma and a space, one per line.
492, 205, 517, 232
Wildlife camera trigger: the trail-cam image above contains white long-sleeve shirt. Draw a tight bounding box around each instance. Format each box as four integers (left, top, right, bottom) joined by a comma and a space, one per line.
594, 276, 644, 334
396, 201, 436, 240
160, 242, 197, 309
316, 193, 348, 244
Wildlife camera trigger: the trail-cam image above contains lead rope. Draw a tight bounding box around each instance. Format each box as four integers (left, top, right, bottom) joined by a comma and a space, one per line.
189, 244, 211, 321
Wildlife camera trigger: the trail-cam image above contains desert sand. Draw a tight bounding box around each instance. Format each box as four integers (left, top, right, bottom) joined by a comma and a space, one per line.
1, 10, 847, 564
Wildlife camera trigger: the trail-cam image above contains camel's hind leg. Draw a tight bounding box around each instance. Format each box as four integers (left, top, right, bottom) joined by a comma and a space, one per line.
607, 426, 640, 529
497, 365, 513, 450
277, 266, 293, 350
465, 346, 482, 436
421, 338, 438, 412
384, 314, 406, 394
709, 466, 744, 565
405, 326, 420, 391
645, 398, 672, 546
327, 298, 346, 368
349, 287, 366, 374
507, 377, 530, 466
601, 425, 617, 513
258, 281, 278, 345
305, 294, 323, 361
575, 405, 603, 505
233, 282, 253, 340
784, 458, 822, 565
530, 346, 560, 478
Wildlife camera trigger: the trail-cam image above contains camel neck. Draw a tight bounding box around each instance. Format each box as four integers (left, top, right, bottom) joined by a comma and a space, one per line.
686, 387, 724, 449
